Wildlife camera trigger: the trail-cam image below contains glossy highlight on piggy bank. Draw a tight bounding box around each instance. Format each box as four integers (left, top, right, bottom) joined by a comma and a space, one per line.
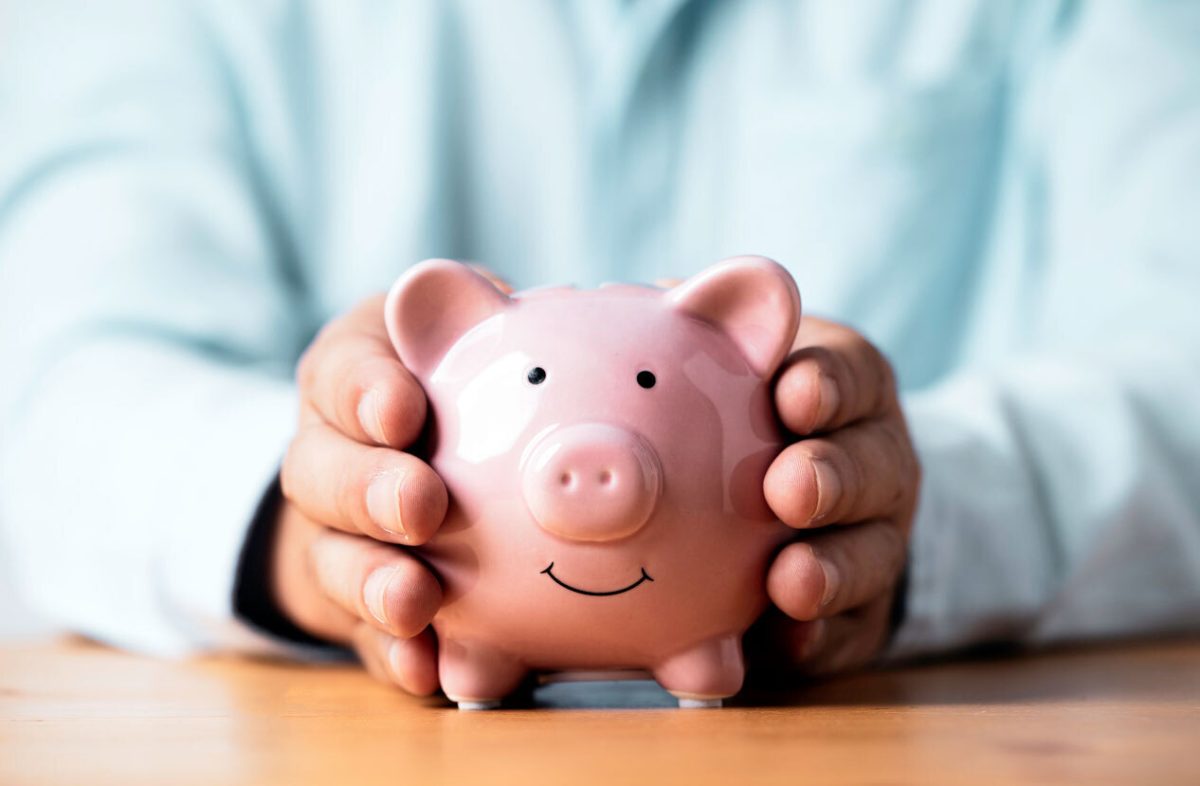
385, 256, 800, 709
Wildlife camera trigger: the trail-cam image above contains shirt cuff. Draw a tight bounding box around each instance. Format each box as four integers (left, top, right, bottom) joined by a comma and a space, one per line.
883, 373, 1054, 661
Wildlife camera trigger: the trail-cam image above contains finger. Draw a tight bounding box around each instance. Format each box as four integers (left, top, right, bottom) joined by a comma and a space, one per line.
351, 624, 440, 695
352, 622, 393, 684
775, 320, 897, 436
764, 418, 916, 528
281, 420, 448, 544
766, 521, 906, 621
267, 505, 361, 644
797, 597, 893, 676
309, 529, 443, 638
296, 295, 428, 449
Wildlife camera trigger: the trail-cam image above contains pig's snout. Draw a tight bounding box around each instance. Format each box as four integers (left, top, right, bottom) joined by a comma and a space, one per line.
522, 423, 662, 542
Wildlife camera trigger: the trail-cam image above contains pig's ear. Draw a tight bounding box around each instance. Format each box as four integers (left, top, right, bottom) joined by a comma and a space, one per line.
667, 256, 801, 379
385, 259, 511, 375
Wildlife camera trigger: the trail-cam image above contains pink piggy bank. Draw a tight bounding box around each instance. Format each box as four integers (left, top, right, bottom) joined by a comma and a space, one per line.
385, 256, 800, 709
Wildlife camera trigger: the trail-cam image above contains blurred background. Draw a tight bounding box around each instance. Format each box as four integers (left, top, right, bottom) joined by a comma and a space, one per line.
0, 544, 47, 639
2, 1, 1198, 663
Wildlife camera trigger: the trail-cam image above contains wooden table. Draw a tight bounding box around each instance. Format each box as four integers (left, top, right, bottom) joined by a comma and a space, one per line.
3, 637, 1198, 785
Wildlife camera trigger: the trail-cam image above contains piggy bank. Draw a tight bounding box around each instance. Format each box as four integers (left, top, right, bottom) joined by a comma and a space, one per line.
385, 256, 800, 709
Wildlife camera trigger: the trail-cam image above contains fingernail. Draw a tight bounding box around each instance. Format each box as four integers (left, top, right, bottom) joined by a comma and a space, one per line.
817, 554, 840, 608
815, 375, 839, 427
358, 389, 388, 444
364, 565, 401, 626
810, 458, 841, 522
366, 473, 407, 538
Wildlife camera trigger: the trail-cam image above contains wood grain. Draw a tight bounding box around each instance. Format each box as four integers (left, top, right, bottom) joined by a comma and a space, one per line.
2, 637, 1199, 786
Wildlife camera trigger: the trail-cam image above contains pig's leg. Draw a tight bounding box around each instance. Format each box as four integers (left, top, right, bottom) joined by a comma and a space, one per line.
652, 634, 744, 709
439, 637, 527, 710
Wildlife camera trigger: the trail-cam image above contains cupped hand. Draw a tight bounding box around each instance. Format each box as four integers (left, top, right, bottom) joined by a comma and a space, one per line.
748, 316, 920, 678
271, 283, 914, 693
272, 293, 450, 694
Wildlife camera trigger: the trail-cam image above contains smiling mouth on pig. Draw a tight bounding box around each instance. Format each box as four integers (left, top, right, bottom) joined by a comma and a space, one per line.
539, 563, 654, 597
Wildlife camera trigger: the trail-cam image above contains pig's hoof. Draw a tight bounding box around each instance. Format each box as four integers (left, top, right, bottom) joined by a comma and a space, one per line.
677, 697, 722, 709
456, 699, 502, 711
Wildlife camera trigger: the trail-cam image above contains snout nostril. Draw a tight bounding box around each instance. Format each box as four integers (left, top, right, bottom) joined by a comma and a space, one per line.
523, 423, 662, 542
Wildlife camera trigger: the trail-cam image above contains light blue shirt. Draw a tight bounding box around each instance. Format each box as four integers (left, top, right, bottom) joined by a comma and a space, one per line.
2, 0, 1199, 657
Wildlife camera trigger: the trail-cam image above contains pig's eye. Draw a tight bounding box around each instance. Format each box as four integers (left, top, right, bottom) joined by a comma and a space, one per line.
527, 366, 547, 385
636, 370, 656, 389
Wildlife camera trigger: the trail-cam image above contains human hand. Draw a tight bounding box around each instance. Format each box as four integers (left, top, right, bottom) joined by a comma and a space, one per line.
748, 317, 920, 678
270, 292, 453, 694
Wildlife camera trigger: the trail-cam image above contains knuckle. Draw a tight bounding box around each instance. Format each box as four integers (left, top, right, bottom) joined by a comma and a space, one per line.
855, 333, 885, 372
876, 421, 918, 508
866, 346, 898, 414
842, 339, 874, 403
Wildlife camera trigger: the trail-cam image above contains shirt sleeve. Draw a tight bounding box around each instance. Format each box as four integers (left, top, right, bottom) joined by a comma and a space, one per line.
0, 0, 318, 656
890, 2, 1200, 657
